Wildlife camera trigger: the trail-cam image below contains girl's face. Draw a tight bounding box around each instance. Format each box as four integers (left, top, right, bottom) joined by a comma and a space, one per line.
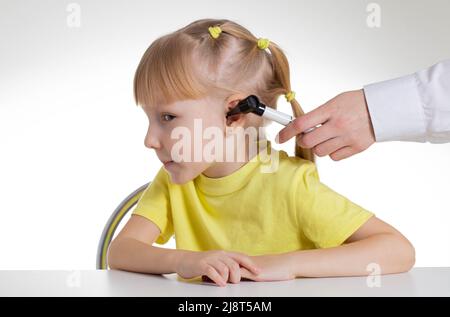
142, 95, 243, 184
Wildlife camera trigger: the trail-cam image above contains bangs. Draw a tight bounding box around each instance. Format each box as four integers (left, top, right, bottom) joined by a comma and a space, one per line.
133, 33, 210, 108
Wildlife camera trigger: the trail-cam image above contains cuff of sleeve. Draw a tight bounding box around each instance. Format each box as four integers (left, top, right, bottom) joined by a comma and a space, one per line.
132, 211, 173, 245
322, 211, 375, 249
363, 74, 426, 142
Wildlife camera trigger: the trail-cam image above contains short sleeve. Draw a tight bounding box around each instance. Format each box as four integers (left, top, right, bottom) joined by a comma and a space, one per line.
132, 167, 174, 244
294, 162, 374, 249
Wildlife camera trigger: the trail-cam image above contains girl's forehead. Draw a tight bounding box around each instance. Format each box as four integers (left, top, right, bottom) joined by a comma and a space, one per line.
142, 98, 208, 113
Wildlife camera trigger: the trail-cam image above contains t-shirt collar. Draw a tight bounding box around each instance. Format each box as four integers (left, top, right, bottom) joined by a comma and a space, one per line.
194, 140, 271, 196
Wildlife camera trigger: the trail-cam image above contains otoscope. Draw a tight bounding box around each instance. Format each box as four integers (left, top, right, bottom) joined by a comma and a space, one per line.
226, 95, 319, 133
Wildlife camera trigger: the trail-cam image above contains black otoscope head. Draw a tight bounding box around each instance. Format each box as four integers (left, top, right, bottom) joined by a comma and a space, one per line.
226, 95, 266, 118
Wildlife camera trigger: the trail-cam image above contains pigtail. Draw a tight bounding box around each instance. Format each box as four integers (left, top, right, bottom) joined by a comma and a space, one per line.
264, 42, 315, 163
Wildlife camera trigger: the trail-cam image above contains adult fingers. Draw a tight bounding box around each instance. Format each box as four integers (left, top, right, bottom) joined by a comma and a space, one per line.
276, 104, 330, 144
329, 146, 357, 161
313, 137, 347, 157
296, 124, 337, 149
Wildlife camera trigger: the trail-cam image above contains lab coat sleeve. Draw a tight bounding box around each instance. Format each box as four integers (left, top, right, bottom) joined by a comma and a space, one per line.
363, 59, 450, 143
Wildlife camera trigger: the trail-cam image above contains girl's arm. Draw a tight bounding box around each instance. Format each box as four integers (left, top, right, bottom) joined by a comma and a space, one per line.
108, 215, 185, 274
241, 216, 415, 280
109, 215, 261, 286
288, 216, 415, 277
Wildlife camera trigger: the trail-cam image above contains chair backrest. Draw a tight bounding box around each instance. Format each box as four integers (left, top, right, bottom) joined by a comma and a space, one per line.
96, 182, 150, 269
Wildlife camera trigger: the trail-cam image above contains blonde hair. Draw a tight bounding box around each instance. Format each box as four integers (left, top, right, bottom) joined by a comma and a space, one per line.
134, 19, 314, 162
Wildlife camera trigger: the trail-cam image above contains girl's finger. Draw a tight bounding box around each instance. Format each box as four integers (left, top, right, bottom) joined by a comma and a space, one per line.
212, 260, 229, 284
205, 265, 226, 287
239, 267, 257, 281
220, 257, 241, 284
227, 252, 261, 275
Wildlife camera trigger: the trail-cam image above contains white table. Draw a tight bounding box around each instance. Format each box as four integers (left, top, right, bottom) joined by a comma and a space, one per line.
0, 268, 449, 297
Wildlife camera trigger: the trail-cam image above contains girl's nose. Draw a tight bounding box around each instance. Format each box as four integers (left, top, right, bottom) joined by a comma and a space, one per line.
144, 127, 161, 150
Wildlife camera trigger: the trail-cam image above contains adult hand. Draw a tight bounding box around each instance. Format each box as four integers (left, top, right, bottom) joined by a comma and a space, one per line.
276, 89, 376, 161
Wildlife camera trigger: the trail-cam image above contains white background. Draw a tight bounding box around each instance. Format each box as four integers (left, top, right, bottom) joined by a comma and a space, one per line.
0, 0, 449, 269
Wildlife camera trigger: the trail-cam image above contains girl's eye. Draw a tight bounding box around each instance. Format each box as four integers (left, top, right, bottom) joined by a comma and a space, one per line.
161, 114, 176, 122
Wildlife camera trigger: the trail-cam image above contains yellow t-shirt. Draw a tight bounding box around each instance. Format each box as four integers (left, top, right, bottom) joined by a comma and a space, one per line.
132, 146, 374, 255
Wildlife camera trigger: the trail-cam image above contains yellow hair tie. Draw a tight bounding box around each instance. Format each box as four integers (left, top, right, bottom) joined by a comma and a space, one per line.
285, 91, 296, 102
257, 38, 270, 50
208, 26, 222, 39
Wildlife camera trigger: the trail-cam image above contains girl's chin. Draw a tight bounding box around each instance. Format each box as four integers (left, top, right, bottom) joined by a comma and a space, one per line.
165, 168, 197, 185
164, 162, 211, 184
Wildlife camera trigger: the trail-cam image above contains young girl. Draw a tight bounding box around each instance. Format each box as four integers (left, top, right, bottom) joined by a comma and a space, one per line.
108, 19, 415, 287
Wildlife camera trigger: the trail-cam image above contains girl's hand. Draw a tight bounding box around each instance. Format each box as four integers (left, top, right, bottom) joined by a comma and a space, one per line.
239, 254, 296, 282
175, 250, 261, 287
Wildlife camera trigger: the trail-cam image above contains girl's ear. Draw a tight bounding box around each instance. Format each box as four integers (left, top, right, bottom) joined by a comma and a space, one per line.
226, 112, 244, 127
225, 94, 247, 127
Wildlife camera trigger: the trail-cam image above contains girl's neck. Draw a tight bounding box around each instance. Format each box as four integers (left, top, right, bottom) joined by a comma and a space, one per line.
201, 138, 268, 178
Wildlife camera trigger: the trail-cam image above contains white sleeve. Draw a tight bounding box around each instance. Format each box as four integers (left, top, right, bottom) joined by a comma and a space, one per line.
363, 59, 450, 143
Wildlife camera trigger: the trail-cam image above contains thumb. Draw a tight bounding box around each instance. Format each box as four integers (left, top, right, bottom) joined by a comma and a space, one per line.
276, 104, 330, 144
